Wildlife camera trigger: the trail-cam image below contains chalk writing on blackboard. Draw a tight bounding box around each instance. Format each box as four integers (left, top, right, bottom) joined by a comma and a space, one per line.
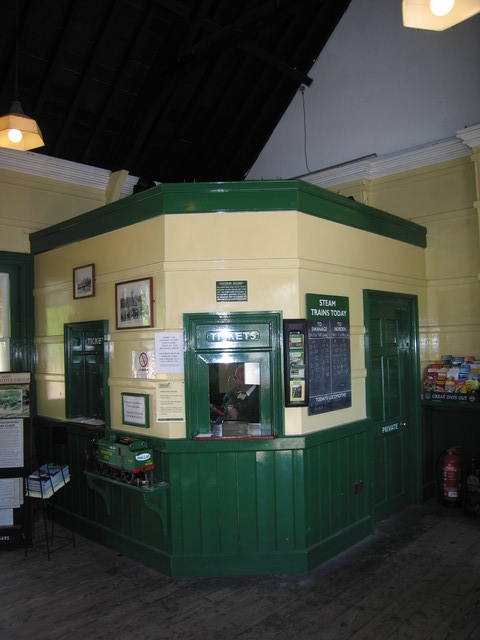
306, 294, 351, 415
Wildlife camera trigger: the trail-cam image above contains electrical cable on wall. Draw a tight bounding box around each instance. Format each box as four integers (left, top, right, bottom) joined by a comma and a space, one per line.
300, 86, 311, 174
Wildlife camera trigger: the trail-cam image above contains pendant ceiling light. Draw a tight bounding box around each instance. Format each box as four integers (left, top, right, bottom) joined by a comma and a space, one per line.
402, 0, 480, 30
0, 2, 44, 151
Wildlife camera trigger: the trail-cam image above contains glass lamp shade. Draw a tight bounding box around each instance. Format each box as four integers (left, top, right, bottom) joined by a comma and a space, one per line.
0, 100, 44, 151
430, 0, 455, 16
402, 0, 480, 30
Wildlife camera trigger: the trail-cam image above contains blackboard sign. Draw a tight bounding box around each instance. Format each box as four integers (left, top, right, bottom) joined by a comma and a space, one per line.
306, 294, 351, 415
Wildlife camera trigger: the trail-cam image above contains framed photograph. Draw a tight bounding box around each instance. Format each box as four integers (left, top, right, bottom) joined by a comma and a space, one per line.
115, 277, 153, 330
73, 264, 95, 299
121, 392, 149, 428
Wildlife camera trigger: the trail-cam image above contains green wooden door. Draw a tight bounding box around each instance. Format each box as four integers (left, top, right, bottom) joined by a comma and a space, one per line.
364, 291, 421, 522
65, 321, 109, 423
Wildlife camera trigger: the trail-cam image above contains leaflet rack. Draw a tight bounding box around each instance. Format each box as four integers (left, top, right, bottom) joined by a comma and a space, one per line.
25, 427, 75, 561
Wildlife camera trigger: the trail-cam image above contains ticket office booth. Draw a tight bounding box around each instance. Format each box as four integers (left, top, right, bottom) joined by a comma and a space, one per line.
184, 311, 284, 439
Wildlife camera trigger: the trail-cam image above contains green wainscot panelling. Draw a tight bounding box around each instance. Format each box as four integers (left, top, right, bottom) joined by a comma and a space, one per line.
34, 417, 373, 576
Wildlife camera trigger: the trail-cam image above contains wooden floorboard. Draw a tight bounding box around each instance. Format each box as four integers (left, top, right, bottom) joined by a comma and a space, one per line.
1, 499, 479, 640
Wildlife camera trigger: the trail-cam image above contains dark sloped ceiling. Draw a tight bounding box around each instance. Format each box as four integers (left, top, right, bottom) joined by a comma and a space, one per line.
0, 0, 351, 183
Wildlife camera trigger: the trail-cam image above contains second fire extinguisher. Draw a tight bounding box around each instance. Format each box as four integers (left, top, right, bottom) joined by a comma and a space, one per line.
439, 447, 462, 507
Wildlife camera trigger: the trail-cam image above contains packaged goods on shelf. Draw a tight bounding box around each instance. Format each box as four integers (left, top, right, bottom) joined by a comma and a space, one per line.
423, 355, 480, 402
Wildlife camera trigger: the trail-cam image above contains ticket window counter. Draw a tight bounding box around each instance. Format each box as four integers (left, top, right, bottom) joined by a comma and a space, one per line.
184, 312, 284, 439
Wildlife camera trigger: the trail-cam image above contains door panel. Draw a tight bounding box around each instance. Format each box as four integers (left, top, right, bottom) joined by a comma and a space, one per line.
65, 321, 108, 422
364, 292, 420, 522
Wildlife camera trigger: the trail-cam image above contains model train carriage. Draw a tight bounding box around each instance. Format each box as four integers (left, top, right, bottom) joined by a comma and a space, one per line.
93, 434, 154, 484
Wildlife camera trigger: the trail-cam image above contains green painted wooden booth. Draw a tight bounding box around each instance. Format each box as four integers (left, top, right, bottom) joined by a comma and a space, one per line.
30, 180, 426, 576
35, 417, 372, 575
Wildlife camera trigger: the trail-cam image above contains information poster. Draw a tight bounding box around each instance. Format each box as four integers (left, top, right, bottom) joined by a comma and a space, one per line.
155, 332, 184, 374
156, 380, 185, 422
306, 294, 351, 415
0, 419, 24, 468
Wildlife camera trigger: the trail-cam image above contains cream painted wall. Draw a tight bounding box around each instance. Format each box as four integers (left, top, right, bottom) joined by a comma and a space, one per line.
322, 153, 480, 376
34, 217, 168, 430
34, 207, 426, 438
0, 169, 107, 253
294, 214, 426, 434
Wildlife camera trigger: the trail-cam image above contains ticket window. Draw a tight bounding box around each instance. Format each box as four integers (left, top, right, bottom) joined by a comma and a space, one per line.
201, 353, 270, 437
209, 361, 260, 424
184, 312, 284, 439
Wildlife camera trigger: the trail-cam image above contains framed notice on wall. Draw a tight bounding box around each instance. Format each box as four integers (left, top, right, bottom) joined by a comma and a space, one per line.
283, 319, 308, 407
121, 393, 150, 428
306, 294, 351, 415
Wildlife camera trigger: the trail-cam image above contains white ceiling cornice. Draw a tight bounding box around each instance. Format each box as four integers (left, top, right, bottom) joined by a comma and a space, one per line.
299, 123, 479, 189
0, 147, 138, 194
456, 123, 480, 149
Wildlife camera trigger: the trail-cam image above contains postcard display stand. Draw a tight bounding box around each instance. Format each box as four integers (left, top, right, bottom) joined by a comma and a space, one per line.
0, 372, 32, 548
0, 371, 74, 559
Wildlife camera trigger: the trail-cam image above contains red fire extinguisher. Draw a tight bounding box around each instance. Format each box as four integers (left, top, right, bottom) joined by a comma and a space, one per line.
440, 447, 461, 507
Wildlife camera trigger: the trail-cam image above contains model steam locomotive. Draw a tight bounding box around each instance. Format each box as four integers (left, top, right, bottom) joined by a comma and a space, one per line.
88, 433, 154, 485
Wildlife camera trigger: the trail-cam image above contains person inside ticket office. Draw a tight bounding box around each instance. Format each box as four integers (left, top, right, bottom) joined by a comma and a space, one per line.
221, 364, 259, 423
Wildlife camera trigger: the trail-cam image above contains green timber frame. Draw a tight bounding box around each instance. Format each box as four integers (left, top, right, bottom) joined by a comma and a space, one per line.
35, 417, 372, 576
0, 251, 35, 374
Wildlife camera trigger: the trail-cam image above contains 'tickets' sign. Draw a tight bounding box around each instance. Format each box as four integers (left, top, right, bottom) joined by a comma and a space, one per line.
306, 294, 351, 415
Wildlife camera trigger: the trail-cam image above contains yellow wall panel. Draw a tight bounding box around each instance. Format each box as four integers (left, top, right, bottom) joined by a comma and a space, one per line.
330, 155, 480, 375
164, 211, 298, 262
35, 376, 65, 418
369, 159, 476, 221
34, 201, 428, 437
0, 169, 106, 253
35, 339, 64, 375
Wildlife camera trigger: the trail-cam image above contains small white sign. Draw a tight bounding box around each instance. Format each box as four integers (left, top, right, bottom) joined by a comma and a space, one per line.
156, 380, 185, 422
0, 420, 24, 468
132, 350, 155, 378
155, 332, 184, 374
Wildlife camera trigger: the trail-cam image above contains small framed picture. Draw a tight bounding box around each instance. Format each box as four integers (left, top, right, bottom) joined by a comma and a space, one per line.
115, 277, 153, 330
73, 264, 95, 299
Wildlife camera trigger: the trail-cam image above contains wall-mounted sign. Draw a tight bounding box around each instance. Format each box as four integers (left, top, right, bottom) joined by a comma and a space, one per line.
216, 280, 248, 302
195, 322, 270, 350
132, 350, 155, 378
283, 319, 308, 407
206, 330, 259, 343
306, 294, 351, 415
121, 393, 150, 428
155, 331, 184, 374
156, 380, 185, 422
0, 419, 24, 468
